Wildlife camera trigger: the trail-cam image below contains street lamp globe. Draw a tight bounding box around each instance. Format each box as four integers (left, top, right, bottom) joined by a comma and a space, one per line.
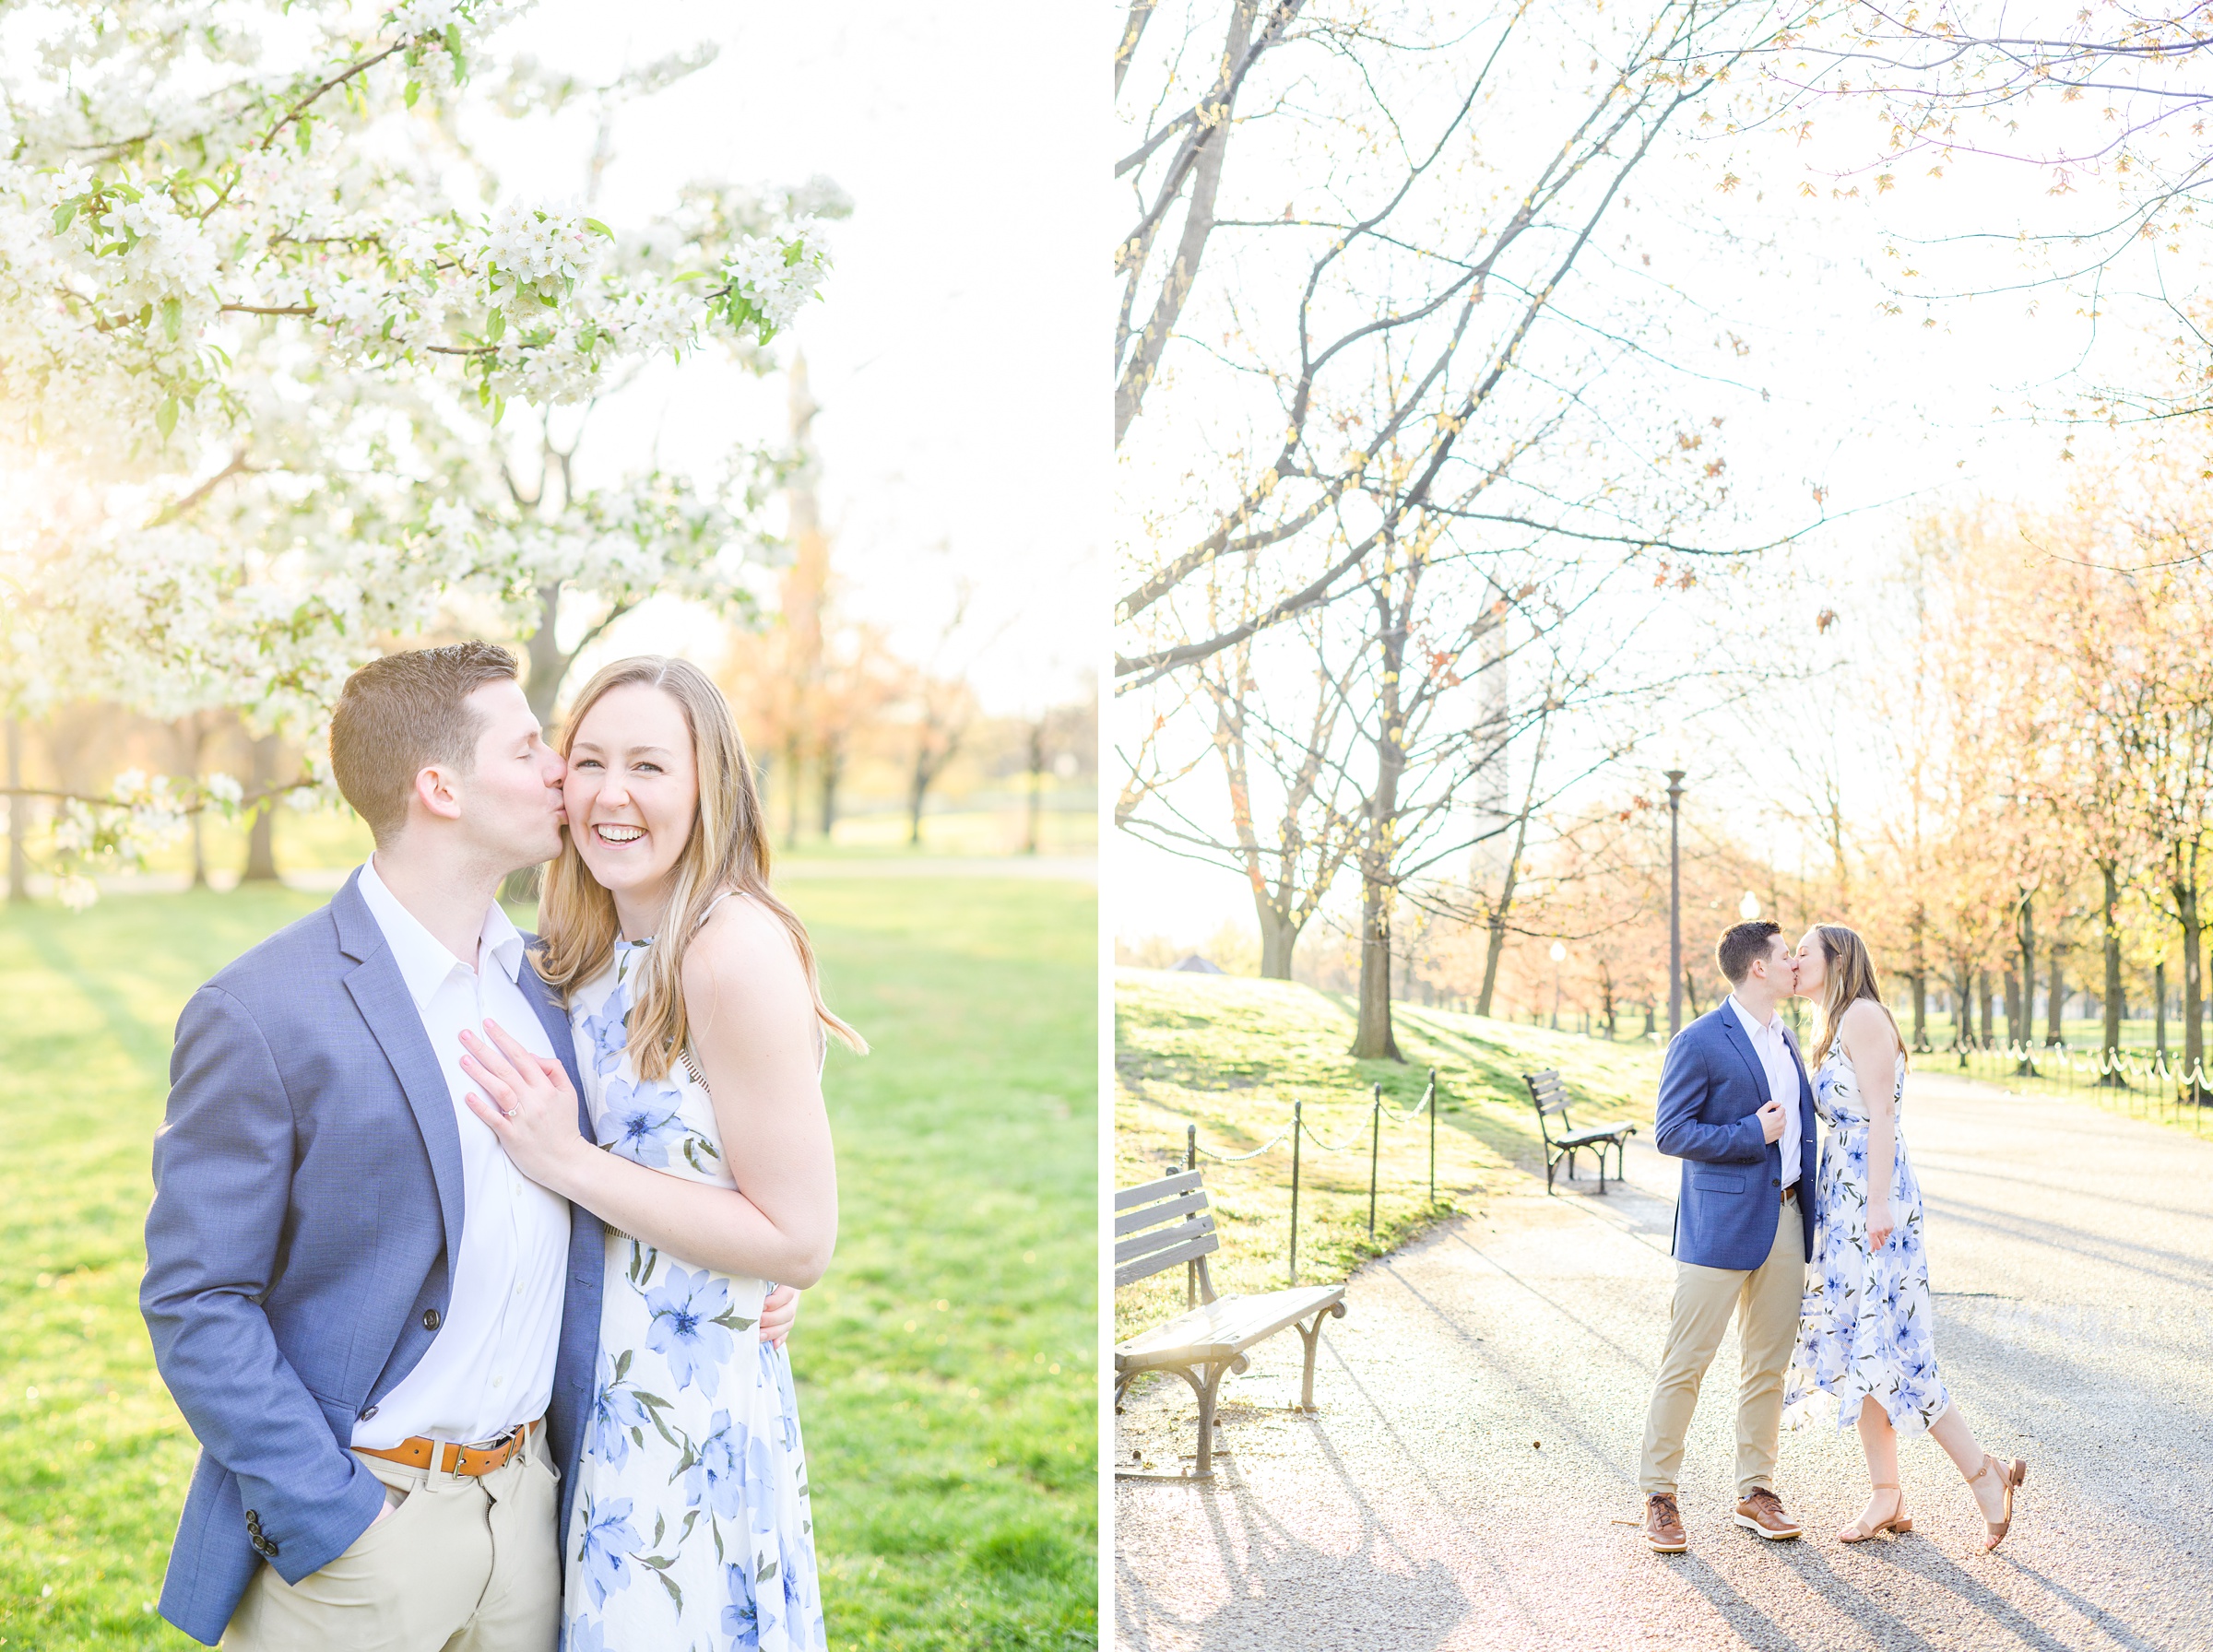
1549, 941, 1567, 962
1740, 891, 1761, 921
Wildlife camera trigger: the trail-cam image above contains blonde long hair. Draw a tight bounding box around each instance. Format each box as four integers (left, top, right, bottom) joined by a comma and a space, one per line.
1808, 923, 1907, 1072
534, 655, 866, 1075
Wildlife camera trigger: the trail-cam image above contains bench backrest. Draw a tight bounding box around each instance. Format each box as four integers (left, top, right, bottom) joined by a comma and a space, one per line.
1523, 1068, 1572, 1138
1114, 1168, 1221, 1293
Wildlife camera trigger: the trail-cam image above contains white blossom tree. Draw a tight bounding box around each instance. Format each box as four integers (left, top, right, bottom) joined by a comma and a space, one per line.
0, 1, 840, 898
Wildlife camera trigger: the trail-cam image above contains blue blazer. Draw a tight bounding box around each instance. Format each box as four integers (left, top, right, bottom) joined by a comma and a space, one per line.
1653, 1004, 1817, 1271
141, 871, 604, 1646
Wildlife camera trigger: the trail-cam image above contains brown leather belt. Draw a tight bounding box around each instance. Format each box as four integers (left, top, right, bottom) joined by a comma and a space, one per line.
1781, 1184, 1798, 1204
356, 1417, 541, 1478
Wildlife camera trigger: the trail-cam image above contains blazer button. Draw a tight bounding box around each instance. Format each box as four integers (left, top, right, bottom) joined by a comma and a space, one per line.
243, 1509, 259, 1525
262, 1540, 279, 1559
422, 1308, 442, 1331
358, 1404, 378, 1422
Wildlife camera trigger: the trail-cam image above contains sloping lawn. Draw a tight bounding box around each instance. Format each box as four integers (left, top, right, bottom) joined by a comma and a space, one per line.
1114, 969, 1663, 1338
0, 874, 1095, 1650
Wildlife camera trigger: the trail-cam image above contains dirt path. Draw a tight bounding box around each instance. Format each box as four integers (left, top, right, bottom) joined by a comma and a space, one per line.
1114, 1071, 2213, 1650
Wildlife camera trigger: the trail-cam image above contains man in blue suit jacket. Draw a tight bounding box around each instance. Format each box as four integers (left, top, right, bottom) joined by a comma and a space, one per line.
1636, 920, 1817, 1555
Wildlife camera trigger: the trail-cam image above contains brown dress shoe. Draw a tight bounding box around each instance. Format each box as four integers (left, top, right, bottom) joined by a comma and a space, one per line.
1643, 1493, 1687, 1552
1734, 1487, 1804, 1540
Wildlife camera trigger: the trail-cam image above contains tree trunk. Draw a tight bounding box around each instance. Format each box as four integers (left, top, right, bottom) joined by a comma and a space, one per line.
906, 751, 930, 847
2045, 943, 2065, 1047
243, 734, 281, 883
1951, 964, 1974, 1067
2004, 969, 2020, 1048
1908, 908, 1928, 1050
818, 741, 843, 840
1473, 803, 1533, 1018
1351, 579, 1407, 1061
1256, 902, 1301, 980
1683, 966, 1703, 1020
783, 731, 802, 849
2155, 960, 2169, 1063
1977, 970, 1993, 1050
1020, 719, 1042, 856
2100, 859, 2125, 1084
6, 720, 26, 904
2179, 858, 2205, 1101
524, 580, 567, 731
2015, 894, 2038, 1075
1352, 871, 1402, 1059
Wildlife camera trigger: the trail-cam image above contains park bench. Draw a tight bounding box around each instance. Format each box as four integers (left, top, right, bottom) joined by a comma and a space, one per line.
1523, 1068, 1637, 1195
1113, 1167, 1347, 1478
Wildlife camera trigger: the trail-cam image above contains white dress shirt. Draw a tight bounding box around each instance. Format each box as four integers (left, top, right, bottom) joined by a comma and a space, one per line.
1727, 994, 1803, 1190
350, 858, 571, 1449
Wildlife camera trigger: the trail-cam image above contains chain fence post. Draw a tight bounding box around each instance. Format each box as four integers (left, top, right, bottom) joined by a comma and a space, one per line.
1288, 1097, 1303, 1287
1367, 1082, 1381, 1236
1428, 1068, 1438, 1208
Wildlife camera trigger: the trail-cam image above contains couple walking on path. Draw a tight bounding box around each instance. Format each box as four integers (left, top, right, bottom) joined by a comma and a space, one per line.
1639, 919, 2029, 1554
141, 644, 856, 1650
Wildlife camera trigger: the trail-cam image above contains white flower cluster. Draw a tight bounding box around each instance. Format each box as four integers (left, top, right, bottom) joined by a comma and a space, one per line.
385, 0, 467, 35
726, 218, 831, 339
482, 199, 598, 306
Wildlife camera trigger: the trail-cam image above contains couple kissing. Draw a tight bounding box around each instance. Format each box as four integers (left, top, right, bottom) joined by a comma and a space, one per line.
1639, 920, 2029, 1555
141, 643, 858, 1651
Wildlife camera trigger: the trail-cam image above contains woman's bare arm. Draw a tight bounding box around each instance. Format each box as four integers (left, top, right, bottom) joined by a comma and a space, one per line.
1840, 999, 1900, 1247
459, 897, 838, 1288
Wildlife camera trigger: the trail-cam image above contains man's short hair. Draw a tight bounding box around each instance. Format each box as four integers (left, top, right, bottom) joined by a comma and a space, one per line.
1716, 920, 1784, 985
328, 643, 519, 845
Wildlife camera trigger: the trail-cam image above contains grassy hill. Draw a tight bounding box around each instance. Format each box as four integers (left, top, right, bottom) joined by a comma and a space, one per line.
1114, 969, 1665, 1339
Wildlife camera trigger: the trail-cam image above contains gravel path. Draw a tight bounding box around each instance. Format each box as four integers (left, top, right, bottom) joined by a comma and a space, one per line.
1114, 1071, 2213, 1650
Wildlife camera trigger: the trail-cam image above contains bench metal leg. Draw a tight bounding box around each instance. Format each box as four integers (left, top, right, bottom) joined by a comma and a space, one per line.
1191, 1359, 1233, 1474
1295, 1301, 1349, 1411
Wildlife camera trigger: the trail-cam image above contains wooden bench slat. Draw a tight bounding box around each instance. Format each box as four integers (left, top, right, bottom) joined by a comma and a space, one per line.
1114, 1214, 1216, 1268
1114, 1169, 1202, 1210
1553, 1123, 1631, 1148
1113, 1187, 1208, 1236
1113, 1231, 1221, 1288
1115, 1284, 1347, 1370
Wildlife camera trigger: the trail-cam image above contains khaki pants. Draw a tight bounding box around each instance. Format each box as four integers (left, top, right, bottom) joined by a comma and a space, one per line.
1639, 1202, 1805, 1500
222, 1432, 560, 1652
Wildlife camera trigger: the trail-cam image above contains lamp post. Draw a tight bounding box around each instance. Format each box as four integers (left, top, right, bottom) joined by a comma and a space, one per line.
1666, 770, 1686, 1041
1550, 940, 1566, 1030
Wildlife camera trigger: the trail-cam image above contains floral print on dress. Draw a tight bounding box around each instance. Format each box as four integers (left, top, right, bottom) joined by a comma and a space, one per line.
1784, 1041, 1954, 1439
562, 939, 827, 1652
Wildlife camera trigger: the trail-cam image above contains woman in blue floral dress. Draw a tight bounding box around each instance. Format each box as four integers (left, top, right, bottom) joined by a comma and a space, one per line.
456, 656, 862, 1648
1782, 924, 2027, 1550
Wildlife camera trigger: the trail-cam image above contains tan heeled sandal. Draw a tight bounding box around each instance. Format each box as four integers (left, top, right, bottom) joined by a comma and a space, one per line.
1968, 1454, 2027, 1550
1837, 1481, 1911, 1543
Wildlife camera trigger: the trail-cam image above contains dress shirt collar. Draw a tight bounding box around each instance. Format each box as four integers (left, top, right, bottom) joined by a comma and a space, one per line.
1726, 993, 1780, 1044
356, 856, 526, 1009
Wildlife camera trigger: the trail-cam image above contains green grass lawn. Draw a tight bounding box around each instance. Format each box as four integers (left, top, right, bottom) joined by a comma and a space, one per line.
0, 876, 1095, 1650
1114, 969, 1663, 1339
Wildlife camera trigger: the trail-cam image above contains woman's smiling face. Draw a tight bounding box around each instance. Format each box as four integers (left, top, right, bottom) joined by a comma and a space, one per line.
563, 682, 699, 923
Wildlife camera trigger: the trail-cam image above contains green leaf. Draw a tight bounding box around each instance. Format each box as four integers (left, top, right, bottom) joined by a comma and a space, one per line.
404, 79, 420, 109
489, 395, 505, 427
160, 297, 182, 342
486, 307, 504, 342
613, 1349, 632, 1381
52, 201, 77, 234
584, 218, 614, 240
155, 396, 179, 440
295, 115, 313, 155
